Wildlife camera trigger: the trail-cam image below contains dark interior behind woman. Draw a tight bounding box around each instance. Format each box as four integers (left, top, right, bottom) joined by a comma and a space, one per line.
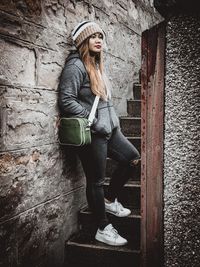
58, 21, 140, 246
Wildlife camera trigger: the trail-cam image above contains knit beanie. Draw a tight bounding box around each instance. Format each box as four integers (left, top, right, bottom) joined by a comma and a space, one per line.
71, 21, 104, 48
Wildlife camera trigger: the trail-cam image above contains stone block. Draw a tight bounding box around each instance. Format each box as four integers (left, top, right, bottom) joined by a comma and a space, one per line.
104, 23, 141, 64
0, 86, 58, 151
41, 0, 66, 32
0, 10, 69, 51
0, 0, 43, 26
0, 189, 86, 267
0, 144, 86, 222
36, 49, 66, 89
0, 39, 35, 86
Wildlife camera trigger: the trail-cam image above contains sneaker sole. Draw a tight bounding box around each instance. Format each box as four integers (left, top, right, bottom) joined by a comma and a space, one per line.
105, 209, 131, 217
95, 235, 128, 246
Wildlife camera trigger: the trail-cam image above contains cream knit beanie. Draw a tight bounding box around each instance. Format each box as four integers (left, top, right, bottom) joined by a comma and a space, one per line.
71, 21, 104, 48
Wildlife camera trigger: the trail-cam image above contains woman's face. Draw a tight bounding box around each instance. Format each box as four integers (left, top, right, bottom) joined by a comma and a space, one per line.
88, 32, 103, 53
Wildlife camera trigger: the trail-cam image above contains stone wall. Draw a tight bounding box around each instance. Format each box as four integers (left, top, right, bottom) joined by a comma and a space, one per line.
0, 1, 161, 266
164, 15, 200, 267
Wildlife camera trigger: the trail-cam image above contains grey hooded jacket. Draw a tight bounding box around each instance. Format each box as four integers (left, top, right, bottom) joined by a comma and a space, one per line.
58, 51, 120, 136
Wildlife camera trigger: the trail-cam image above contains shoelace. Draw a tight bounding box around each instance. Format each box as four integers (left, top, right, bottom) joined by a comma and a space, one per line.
114, 198, 124, 212
109, 226, 118, 238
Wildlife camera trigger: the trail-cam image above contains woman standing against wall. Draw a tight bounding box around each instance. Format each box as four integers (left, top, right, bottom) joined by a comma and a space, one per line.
58, 21, 140, 246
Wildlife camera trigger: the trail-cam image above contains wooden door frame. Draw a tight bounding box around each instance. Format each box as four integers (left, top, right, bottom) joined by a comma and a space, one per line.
140, 22, 166, 267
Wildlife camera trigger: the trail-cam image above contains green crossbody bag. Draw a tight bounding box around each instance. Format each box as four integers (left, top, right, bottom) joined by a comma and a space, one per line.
59, 118, 91, 146
58, 96, 99, 146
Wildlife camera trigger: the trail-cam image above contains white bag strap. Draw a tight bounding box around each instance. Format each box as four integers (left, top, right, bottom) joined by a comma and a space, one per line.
88, 95, 100, 126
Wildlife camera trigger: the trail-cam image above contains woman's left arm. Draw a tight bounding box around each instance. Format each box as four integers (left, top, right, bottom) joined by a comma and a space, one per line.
58, 63, 90, 118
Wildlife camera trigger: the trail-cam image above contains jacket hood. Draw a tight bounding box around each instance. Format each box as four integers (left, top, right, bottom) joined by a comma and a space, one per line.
65, 50, 80, 63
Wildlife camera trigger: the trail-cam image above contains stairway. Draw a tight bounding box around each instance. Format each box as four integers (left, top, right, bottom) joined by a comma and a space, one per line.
64, 84, 141, 267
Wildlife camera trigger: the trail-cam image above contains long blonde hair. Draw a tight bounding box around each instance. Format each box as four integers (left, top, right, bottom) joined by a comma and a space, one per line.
78, 38, 109, 100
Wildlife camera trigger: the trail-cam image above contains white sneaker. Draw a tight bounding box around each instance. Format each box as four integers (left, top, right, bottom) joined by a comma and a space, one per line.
105, 198, 131, 217
95, 224, 127, 246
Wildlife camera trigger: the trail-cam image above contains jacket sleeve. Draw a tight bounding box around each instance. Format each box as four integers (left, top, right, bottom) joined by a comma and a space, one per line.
58, 63, 90, 118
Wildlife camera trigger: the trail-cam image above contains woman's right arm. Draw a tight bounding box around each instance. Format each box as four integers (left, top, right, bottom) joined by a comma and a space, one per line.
58, 63, 90, 118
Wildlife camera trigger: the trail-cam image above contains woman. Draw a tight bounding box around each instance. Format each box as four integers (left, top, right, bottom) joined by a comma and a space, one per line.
58, 21, 140, 246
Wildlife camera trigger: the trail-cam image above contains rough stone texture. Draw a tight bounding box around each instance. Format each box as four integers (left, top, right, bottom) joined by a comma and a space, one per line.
0, 1, 162, 114
0, 39, 36, 86
0, 188, 85, 267
0, 1, 161, 266
0, 145, 85, 221
164, 15, 200, 267
0, 85, 58, 150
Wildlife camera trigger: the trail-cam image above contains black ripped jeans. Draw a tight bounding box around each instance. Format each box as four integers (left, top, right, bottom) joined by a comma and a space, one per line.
77, 127, 140, 230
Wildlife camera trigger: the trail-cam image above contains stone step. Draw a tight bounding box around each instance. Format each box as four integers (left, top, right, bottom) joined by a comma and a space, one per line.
65, 232, 140, 267
106, 158, 141, 181
127, 99, 141, 117
127, 136, 141, 153
120, 117, 141, 137
133, 84, 141, 100
79, 207, 140, 244
104, 178, 141, 209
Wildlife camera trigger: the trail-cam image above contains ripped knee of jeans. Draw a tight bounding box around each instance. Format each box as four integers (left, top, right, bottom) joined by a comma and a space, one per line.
130, 158, 141, 166
93, 179, 105, 187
